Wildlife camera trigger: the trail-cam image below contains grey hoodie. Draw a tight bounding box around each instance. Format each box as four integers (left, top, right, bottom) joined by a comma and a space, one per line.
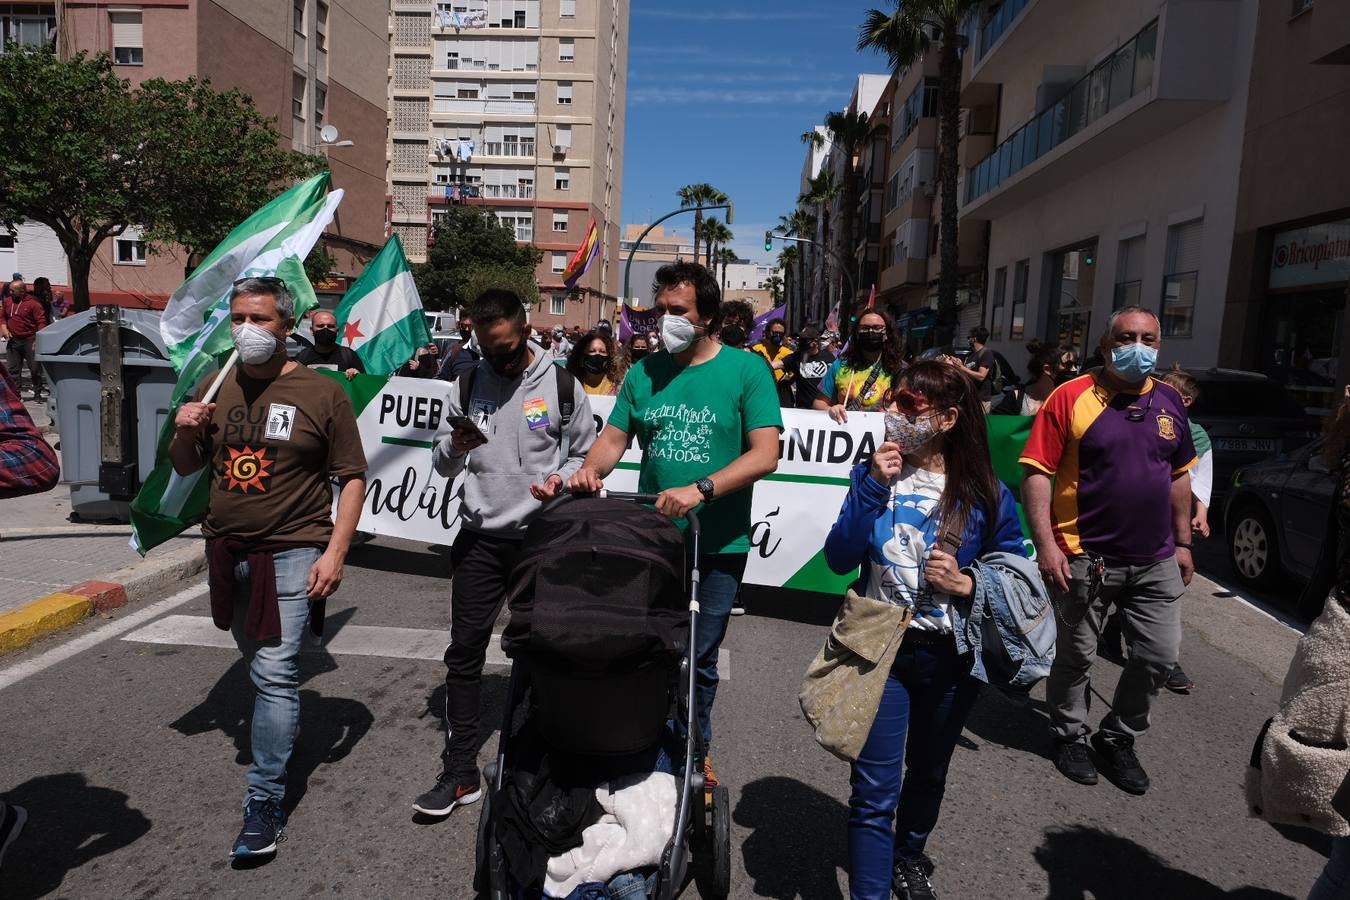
432, 341, 596, 536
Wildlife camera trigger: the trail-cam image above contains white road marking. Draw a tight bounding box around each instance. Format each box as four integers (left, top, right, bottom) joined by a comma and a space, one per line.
0, 583, 209, 693
121, 614, 730, 679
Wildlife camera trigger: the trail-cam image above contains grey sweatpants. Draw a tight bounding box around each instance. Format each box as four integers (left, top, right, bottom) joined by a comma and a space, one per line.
1046, 554, 1185, 744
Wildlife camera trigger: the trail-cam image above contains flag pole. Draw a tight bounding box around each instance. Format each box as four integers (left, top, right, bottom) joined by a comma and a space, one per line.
200, 350, 239, 404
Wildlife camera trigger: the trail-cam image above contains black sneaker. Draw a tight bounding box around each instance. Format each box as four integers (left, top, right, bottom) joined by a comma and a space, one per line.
729, 598, 746, 617
1053, 739, 1099, 786
892, 856, 938, 900
1091, 732, 1149, 795
230, 797, 285, 858
1164, 664, 1194, 694
0, 801, 28, 870
412, 770, 482, 817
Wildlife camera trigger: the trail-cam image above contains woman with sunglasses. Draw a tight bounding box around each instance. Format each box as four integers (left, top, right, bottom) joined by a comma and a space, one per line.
823, 361, 1027, 900
813, 309, 906, 423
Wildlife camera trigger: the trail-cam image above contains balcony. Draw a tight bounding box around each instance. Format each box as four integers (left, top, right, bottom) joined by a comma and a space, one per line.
962, 6, 1237, 220
482, 141, 536, 158
433, 98, 537, 116
976, 0, 1032, 62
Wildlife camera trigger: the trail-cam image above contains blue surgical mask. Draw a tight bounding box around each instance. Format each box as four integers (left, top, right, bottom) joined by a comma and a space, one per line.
1110, 342, 1158, 383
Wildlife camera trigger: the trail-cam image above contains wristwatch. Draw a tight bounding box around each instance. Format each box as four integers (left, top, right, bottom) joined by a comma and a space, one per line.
695, 477, 715, 501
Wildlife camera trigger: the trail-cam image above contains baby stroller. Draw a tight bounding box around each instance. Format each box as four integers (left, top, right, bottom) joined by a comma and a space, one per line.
474, 491, 731, 900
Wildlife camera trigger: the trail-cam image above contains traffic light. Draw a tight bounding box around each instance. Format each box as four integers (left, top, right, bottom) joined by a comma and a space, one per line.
764, 231, 774, 252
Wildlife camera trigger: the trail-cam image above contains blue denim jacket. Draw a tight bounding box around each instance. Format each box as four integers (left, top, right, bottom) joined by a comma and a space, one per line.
824, 462, 1029, 675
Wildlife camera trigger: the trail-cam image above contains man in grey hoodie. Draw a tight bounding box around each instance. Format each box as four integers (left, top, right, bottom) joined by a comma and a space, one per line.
412, 288, 597, 818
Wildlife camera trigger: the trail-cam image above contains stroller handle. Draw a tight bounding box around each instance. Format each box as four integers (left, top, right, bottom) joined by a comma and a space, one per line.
566, 488, 702, 539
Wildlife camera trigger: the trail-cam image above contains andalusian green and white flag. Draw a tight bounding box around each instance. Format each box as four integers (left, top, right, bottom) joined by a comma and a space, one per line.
129, 178, 345, 555
334, 235, 432, 376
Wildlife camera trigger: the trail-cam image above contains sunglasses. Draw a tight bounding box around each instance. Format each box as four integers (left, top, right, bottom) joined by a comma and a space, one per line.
891, 389, 933, 419
1125, 388, 1156, 423
233, 275, 287, 288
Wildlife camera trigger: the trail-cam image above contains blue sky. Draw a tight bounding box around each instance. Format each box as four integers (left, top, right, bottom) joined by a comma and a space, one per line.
620, 2, 889, 266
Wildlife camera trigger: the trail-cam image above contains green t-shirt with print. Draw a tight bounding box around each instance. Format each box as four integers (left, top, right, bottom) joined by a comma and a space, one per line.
609, 345, 784, 555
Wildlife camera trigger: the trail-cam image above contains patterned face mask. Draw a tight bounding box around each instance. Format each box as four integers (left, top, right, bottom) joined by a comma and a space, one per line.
884, 411, 943, 453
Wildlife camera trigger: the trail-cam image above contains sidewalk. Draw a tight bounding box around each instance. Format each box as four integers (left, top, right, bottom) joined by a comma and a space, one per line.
0, 421, 205, 651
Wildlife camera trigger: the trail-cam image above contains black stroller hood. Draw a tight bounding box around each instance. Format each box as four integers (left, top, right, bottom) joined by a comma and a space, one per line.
503, 496, 689, 669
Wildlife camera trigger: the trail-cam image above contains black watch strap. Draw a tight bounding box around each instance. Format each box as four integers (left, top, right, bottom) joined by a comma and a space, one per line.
696, 477, 715, 500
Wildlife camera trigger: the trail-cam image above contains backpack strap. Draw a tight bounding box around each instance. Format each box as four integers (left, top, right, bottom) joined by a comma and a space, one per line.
554, 365, 575, 473
458, 365, 477, 417
936, 508, 967, 558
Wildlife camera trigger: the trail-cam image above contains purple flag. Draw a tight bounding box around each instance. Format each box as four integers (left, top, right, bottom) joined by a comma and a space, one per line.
748, 305, 786, 345
619, 303, 663, 342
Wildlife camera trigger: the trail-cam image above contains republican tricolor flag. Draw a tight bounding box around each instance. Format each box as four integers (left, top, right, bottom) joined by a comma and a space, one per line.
561, 218, 601, 289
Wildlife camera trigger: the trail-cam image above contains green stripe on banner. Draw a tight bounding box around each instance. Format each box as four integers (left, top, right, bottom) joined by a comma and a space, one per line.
783, 547, 857, 594
766, 473, 849, 486
382, 436, 434, 449
316, 369, 389, 417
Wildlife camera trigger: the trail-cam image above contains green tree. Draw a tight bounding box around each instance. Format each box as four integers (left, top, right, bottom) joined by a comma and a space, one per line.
765, 273, 784, 306
676, 183, 728, 263
0, 46, 321, 311
823, 108, 887, 314
416, 205, 542, 312
303, 246, 338, 287
800, 170, 840, 326
779, 209, 814, 324
716, 247, 738, 293
860, 0, 981, 346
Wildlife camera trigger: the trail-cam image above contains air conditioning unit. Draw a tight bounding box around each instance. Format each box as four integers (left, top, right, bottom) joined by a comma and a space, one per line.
553, 144, 568, 155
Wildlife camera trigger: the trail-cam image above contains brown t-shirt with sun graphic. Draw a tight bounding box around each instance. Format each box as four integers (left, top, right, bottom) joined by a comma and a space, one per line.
197, 364, 366, 544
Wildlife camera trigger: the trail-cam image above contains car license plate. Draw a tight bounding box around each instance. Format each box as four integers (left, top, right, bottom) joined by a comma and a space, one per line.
1215, 438, 1276, 452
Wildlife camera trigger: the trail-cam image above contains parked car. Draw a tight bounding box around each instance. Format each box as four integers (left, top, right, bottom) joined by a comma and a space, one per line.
1224, 439, 1333, 613
1187, 368, 1317, 510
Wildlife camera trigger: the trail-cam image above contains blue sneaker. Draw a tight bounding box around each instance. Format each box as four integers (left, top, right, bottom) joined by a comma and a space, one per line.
230, 797, 285, 858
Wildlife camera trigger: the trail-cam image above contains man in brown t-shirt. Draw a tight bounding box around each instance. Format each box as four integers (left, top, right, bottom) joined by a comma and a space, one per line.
169, 275, 366, 860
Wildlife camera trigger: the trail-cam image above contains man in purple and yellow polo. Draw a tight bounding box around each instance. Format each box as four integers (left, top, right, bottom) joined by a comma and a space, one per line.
1021, 306, 1196, 797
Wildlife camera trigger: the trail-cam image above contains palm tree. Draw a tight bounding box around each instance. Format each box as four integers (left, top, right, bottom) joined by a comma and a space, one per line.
824, 108, 887, 316
801, 169, 841, 327
716, 247, 738, 294
701, 217, 733, 271
765, 273, 785, 306
677, 183, 729, 264
780, 209, 815, 324
860, 0, 981, 346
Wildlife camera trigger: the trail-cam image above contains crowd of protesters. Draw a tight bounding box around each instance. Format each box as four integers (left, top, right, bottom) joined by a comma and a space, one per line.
2, 260, 1343, 900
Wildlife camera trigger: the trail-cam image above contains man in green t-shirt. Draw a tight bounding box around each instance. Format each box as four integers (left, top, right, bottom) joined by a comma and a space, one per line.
566, 260, 782, 789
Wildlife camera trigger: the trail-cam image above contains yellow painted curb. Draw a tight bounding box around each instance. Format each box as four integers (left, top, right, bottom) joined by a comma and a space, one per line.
0, 593, 93, 655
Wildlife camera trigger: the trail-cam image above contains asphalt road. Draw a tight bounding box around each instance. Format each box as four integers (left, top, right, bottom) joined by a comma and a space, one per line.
0, 535, 1331, 899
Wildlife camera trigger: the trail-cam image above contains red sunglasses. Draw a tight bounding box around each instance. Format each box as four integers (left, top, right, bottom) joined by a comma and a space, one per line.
892, 388, 933, 418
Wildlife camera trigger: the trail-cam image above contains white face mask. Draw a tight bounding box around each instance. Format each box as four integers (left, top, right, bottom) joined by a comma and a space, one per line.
231, 322, 283, 365
660, 314, 699, 354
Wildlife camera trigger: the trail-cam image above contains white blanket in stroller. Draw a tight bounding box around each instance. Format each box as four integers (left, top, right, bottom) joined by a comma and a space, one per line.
544, 770, 678, 897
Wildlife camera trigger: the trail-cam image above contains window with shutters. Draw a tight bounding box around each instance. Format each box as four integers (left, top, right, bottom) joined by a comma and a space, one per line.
551, 293, 567, 315
1114, 234, 1146, 309
1010, 259, 1029, 339
294, 0, 305, 35
559, 38, 574, 61
560, 0, 575, 17
316, 2, 329, 52
111, 11, 143, 65
293, 73, 306, 121
554, 125, 571, 148
554, 167, 569, 191
313, 83, 327, 129
557, 81, 573, 105
1162, 219, 1201, 337
990, 267, 1007, 340
553, 211, 568, 232
552, 251, 568, 274
115, 226, 146, 265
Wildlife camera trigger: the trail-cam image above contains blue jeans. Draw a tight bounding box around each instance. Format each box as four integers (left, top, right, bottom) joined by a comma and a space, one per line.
848, 636, 981, 900
1310, 835, 1350, 900
229, 547, 321, 808
693, 553, 746, 752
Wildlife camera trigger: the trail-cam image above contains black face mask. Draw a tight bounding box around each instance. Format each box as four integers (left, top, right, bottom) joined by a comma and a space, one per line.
458, 328, 472, 342
313, 329, 337, 348
485, 341, 528, 375
630, 348, 648, 361
768, 331, 784, 346
721, 325, 747, 347
582, 354, 608, 375
858, 332, 885, 352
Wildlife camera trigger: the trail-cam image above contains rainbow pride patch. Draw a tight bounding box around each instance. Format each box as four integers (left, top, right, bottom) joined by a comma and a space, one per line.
524, 396, 550, 430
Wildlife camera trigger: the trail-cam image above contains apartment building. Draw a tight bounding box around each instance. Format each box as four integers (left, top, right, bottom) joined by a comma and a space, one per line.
618, 224, 694, 262
1219, 0, 1350, 414
4, 0, 389, 307
963, 0, 1259, 370
387, 0, 628, 330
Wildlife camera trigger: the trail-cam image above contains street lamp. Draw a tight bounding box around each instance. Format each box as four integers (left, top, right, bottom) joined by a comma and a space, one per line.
765, 230, 856, 334
621, 202, 734, 304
